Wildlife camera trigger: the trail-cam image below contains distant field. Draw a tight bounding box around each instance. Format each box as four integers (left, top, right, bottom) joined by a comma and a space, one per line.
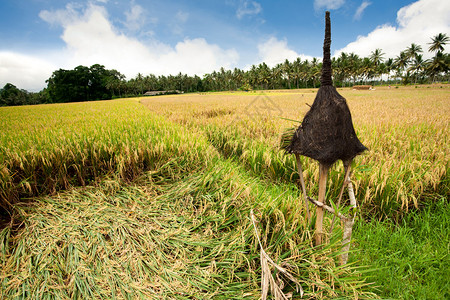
0, 85, 448, 298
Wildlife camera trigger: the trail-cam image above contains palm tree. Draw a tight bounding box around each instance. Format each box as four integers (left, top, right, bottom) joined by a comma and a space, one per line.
370, 49, 385, 84
291, 58, 304, 88
408, 54, 425, 84
360, 57, 375, 84
426, 51, 449, 83
335, 52, 351, 86
309, 58, 321, 88
233, 68, 244, 90
394, 51, 409, 83
135, 73, 145, 95
282, 59, 293, 89
271, 64, 283, 89
257, 62, 271, 90
348, 53, 361, 85
406, 43, 423, 62
384, 58, 394, 84
428, 33, 449, 54
370, 49, 385, 67
299, 59, 310, 88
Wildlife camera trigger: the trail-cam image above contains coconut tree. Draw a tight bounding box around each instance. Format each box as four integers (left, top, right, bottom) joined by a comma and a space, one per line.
335, 52, 351, 86
408, 54, 426, 84
384, 58, 394, 84
282, 59, 293, 89
428, 33, 449, 54
348, 53, 361, 85
232, 68, 244, 90
291, 58, 303, 89
394, 51, 409, 83
426, 51, 449, 83
370, 49, 385, 84
406, 43, 423, 62
370, 49, 385, 67
309, 58, 321, 88
257, 62, 271, 90
134, 73, 145, 95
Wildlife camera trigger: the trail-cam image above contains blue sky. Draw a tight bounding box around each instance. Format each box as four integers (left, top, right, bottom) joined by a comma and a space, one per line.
1, 0, 449, 91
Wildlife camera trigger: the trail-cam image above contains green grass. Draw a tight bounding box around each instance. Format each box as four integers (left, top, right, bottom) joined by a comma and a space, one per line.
352, 198, 449, 299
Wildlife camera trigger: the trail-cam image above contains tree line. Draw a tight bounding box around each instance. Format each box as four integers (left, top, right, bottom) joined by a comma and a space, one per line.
1, 33, 449, 106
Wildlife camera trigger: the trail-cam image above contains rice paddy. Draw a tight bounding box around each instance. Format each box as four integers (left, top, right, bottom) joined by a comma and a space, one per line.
0, 85, 449, 299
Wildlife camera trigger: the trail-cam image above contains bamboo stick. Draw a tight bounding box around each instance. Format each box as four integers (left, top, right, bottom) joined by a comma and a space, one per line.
340, 178, 357, 265
329, 160, 352, 234
315, 163, 329, 245
295, 154, 311, 223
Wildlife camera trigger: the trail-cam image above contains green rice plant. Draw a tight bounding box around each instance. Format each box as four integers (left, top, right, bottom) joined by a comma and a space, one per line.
0, 99, 217, 214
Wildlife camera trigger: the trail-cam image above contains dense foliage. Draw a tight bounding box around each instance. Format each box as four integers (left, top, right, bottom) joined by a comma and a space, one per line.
0, 83, 47, 106
45, 64, 124, 103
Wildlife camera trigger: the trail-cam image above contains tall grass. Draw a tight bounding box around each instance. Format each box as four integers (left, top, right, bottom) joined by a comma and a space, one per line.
352, 197, 449, 299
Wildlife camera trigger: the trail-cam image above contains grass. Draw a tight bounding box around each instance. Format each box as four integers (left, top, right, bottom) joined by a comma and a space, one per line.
352, 198, 449, 299
0, 85, 449, 298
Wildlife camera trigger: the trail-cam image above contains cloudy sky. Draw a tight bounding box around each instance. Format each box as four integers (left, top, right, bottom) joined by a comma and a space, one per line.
1, 0, 449, 91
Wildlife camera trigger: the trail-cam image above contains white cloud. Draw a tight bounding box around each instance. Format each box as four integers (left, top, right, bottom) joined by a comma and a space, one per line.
2, 3, 239, 91
0, 52, 57, 92
124, 2, 146, 31
39, 3, 83, 27
236, 0, 262, 19
314, 0, 345, 11
336, 0, 450, 59
354, 1, 371, 21
161, 38, 239, 75
256, 37, 313, 67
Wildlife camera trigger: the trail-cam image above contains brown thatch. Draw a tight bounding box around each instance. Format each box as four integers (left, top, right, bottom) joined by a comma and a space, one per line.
282, 11, 367, 166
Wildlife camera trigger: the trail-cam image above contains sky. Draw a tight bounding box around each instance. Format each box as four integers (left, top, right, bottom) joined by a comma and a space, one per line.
0, 0, 449, 91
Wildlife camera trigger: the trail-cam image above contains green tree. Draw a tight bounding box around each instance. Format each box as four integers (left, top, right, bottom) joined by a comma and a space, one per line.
408, 54, 425, 84
46, 64, 124, 102
0, 83, 27, 106
428, 33, 449, 54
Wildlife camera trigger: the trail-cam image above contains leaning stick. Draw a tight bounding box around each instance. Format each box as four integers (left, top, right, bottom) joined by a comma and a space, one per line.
315, 163, 329, 245
307, 197, 348, 221
295, 154, 311, 223
329, 160, 352, 234
340, 178, 357, 265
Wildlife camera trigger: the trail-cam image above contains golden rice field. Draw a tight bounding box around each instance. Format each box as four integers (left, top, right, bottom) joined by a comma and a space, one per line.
142, 85, 449, 215
0, 85, 448, 299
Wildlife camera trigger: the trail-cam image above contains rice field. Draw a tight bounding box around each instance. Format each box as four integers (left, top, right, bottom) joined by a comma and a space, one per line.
0, 85, 449, 299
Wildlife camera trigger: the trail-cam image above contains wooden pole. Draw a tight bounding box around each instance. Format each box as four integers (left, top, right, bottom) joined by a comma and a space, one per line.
295, 154, 311, 223
315, 163, 329, 245
329, 159, 352, 234
340, 176, 357, 265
